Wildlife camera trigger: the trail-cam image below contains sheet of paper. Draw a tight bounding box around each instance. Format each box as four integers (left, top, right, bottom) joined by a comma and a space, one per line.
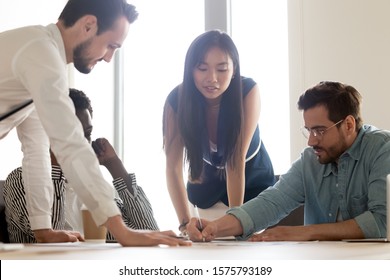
0, 242, 24, 251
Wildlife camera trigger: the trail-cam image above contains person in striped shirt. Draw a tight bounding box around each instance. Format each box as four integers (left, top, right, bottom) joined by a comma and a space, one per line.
4, 88, 158, 243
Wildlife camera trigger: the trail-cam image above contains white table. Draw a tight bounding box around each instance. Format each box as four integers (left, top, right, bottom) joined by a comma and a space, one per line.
1, 240, 390, 260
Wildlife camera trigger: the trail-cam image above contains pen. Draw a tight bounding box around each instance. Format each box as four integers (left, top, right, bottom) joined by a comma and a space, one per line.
194, 205, 203, 231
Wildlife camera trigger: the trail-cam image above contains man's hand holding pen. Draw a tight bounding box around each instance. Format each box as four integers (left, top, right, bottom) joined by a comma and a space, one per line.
187, 217, 217, 242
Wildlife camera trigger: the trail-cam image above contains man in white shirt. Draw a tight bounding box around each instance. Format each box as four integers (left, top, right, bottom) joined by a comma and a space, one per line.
0, 0, 189, 246
4, 88, 160, 243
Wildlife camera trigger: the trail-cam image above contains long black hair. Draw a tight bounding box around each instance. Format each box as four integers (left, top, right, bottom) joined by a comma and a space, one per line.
177, 30, 243, 181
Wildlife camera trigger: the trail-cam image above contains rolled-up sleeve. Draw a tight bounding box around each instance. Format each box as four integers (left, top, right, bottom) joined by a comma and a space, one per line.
226, 207, 256, 240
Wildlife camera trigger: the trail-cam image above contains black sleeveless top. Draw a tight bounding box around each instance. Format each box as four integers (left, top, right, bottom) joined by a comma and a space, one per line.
166, 76, 275, 208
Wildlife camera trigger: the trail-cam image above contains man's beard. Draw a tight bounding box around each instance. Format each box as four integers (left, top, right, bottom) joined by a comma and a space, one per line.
73, 38, 94, 74
314, 138, 347, 164
315, 147, 340, 164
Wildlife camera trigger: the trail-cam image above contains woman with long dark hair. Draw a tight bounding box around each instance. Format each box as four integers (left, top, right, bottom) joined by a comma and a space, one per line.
163, 30, 275, 234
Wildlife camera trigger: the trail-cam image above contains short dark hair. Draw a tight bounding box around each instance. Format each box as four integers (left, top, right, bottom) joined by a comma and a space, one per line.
69, 88, 93, 117
297, 81, 363, 131
59, 0, 138, 35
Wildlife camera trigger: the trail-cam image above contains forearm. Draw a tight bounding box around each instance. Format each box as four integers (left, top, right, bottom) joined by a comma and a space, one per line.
304, 219, 364, 240
104, 215, 191, 247
255, 219, 365, 242
164, 119, 189, 228
104, 215, 132, 244
214, 214, 244, 237
166, 170, 191, 227
226, 162, 245, 207
104, 157, 133, 193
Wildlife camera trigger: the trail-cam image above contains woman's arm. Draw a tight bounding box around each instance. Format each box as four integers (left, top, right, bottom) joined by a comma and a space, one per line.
226, 85, 261, 207
163, 102, 192, 231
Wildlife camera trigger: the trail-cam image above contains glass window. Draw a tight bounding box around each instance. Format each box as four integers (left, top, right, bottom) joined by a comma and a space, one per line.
122, 1, 205, 230
231, 0, 290, 175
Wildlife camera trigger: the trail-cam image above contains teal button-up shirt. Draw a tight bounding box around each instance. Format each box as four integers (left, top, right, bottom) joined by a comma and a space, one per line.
228, 125, 390, 239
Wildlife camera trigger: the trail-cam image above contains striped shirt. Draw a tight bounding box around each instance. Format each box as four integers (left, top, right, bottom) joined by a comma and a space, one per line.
4, 165, 159, 243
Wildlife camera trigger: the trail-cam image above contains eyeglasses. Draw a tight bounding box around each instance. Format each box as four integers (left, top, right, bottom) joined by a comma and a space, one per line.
301, 119, 344, 139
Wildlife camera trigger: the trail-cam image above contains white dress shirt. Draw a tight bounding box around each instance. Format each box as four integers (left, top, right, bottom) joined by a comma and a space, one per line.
0, 24, 120, 230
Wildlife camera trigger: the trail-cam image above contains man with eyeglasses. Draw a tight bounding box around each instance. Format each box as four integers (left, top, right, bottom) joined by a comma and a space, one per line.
187, 81, 390, 241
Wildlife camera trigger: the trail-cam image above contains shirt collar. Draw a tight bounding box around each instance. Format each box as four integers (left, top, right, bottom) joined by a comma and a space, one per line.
46, 24, 67, 65
341, 124, 370, 161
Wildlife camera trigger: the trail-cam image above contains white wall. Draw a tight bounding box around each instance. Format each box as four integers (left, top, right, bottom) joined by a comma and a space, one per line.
288, 0, 390, 160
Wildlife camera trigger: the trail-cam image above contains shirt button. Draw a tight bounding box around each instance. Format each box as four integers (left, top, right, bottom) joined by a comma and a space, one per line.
329, 213, 332, 217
